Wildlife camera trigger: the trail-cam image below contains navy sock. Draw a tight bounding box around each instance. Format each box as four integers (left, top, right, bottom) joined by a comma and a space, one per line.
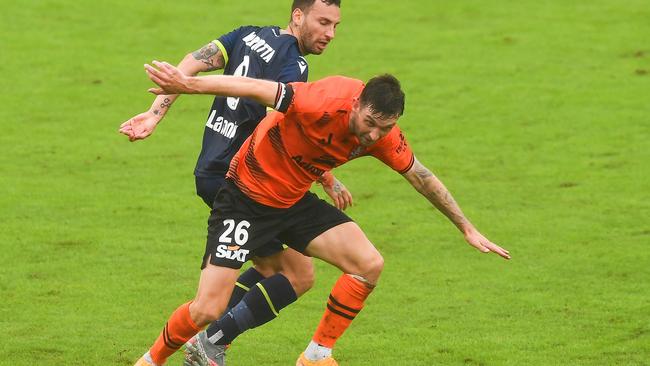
205, 273, 298, 345
227, 267, 265, 310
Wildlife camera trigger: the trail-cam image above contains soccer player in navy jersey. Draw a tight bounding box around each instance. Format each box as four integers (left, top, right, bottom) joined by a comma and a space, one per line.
120, 2, 344, 366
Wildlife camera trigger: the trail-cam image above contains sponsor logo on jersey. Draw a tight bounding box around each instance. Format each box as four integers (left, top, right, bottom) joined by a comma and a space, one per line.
205, 110, 238, 139
313, 154, 338, 167
297, 57, 308, 74
242, 31, 276, 63
214, 244, 249, 262
291, 155, 326, 176
396, 132, 408, 154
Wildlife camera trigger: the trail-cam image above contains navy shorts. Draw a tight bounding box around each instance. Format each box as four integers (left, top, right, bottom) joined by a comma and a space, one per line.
202, 179, 353, 269
195, 175, 226, 208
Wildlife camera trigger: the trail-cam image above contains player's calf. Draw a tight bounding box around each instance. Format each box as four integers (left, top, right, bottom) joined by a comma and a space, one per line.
203, 273, 298, 346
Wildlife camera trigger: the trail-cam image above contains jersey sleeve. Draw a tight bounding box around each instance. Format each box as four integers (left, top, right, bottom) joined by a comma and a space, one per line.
368, 127, 415, 174
274, 77, 364, 123
273, 81, 328, 120
215, 26, 253, 67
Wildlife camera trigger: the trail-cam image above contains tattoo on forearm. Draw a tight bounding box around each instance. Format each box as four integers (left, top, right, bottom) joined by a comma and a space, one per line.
415, 163, 434, 180
160, 98, 171, 109
192, 43, 224, 71
409, 159, 469, 227
416, 172, 467, 225
424, 178, 468, 226
153, 109, 160, 115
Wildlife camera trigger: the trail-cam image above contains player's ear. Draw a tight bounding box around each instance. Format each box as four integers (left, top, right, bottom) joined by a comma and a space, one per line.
292, 8, 305, 27
351, 98, 360, 112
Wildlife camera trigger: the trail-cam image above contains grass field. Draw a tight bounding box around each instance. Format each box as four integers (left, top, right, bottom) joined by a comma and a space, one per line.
1, 1, 649, 365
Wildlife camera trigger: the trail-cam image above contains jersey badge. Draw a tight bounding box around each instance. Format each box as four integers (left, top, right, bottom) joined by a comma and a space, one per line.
297, 57, 308, 74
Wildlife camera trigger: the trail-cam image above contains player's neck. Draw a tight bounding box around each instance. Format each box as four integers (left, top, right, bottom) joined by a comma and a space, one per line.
285, 24, 306, 55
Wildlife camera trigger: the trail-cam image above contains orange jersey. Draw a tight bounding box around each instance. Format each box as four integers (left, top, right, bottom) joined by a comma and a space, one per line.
227, 76, 414, 208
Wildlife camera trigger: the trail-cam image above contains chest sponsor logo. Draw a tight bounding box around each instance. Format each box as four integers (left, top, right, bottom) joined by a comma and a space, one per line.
206, 110, 238, 139
291, 155, 325, 176
242, 32, 276, 63
313, 154, 338, 167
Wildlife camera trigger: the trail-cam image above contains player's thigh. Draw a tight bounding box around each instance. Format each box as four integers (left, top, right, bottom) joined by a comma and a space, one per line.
278, 193, 381, 281
304, 221, 383, 283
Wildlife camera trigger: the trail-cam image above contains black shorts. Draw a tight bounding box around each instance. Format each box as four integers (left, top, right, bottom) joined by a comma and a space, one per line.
202, 179, 353, 269
196, 175, 285, 258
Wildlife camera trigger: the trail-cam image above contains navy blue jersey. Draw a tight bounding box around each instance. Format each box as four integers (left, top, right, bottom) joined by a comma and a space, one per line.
195, 26, 309, 178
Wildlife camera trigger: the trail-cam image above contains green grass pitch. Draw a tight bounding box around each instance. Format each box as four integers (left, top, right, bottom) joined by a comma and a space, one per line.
1, 1, 649, 365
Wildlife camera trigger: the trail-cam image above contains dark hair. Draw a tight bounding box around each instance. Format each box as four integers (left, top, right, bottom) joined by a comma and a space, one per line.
292, 0, 341, 14
359, 74, 405, 118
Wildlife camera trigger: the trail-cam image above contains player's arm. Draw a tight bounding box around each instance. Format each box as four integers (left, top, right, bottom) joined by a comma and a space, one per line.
145, 61, 281, 108
402, 157, 511, 259
119, 43, 226, 141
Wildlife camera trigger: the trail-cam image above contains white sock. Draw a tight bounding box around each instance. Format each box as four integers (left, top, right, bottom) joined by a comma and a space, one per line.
304, 340, 332, 361
143, 351, 161, 366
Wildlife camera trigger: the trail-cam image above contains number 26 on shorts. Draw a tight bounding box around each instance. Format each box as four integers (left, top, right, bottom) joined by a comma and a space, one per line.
219, 219, 250, 246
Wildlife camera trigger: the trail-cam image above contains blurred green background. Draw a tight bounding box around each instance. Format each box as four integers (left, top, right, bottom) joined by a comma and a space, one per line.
1, 1, 648, 365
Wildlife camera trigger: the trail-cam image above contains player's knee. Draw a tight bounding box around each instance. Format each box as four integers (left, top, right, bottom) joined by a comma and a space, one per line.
369, 252, 385, 275
282, 265, 315, 296
189, 299, 226, 326
252, 257, 283, 277
359, 250, 384, 282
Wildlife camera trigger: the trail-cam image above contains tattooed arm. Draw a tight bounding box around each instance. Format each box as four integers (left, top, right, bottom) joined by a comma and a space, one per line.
402, 157, 510, 259
119, 42, 226, 141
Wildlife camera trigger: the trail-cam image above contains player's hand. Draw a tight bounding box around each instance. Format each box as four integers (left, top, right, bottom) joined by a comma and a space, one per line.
118, 111, 160, 142
145, 60, 190, 95
463, 228, 510, 260
323, 178, 353, 210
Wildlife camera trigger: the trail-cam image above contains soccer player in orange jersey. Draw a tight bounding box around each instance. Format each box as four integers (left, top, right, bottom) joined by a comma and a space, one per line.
137, 61, 511, 366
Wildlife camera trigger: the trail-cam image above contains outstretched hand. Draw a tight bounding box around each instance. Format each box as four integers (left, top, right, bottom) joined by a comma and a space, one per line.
464, 228, 510, 259
119, 111, 160, 141
145, 60, 190, 95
